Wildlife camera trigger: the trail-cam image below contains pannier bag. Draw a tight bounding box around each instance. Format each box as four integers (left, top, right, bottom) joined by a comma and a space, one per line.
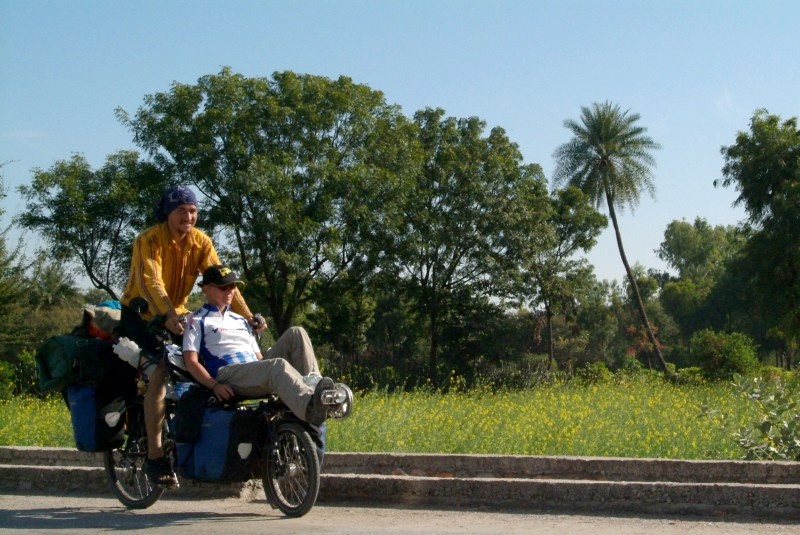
174, 385, 209, 443
72, 300, 122, 341
67, 384, 126, 452
177, 406, 262, 482
35, 335, 130, 393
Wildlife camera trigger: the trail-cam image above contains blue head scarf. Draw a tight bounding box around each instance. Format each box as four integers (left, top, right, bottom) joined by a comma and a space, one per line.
154, 185, 197, 222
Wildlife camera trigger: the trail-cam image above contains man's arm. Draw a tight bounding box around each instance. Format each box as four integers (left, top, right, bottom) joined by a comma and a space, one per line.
183, 350, 234, 401
128, 233, 169, 310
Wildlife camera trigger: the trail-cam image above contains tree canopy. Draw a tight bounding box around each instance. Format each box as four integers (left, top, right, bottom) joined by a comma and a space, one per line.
519, 186, 607, 366
117, 68, 415, 333
718, 109, 800, 347
24, 71, 799, 383
385, 107, 551, 384
0, 172, 25, 323
17, 151, 164, 299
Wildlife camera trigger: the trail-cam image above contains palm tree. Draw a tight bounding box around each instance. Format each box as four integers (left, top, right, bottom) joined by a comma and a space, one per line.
552, 101, 670, 373
28, 256, 79, 310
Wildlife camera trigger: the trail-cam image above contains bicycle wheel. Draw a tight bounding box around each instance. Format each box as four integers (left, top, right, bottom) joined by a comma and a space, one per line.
103, 402, 164, 509
263, 421, 320, 517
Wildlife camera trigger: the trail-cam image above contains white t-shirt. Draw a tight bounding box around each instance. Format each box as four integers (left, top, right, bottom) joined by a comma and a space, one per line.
183, 304, 260, 378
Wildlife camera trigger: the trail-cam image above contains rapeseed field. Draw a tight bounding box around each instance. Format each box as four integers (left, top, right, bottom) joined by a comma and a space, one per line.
0, 377, 755, 459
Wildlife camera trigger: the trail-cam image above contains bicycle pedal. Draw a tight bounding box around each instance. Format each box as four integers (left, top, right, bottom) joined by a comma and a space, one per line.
320, 388, 347, 405
323, 383, 354, 419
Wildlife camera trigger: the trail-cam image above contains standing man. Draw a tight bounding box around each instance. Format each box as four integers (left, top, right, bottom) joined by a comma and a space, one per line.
119, 185, 264, 488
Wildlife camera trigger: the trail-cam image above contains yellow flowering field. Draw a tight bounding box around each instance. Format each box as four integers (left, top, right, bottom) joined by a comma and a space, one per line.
325, 379, 756, 459
1, 378, 755, 459
0, 395, 73, 447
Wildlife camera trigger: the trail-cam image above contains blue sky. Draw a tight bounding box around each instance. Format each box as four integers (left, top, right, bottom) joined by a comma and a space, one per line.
1, 0, 798, 286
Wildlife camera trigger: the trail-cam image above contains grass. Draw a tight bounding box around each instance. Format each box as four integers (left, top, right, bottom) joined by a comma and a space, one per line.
1, 376, 756, 459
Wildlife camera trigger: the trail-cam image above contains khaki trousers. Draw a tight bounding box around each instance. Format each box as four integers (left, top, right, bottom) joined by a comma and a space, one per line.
216, 326, 320, 420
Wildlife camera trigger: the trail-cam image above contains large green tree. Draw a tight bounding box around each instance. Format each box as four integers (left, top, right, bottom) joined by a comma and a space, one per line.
656, 218, 743, 340
387, 107, 550, 385
17, 151, 165, 298
657, 218, 741, 284
552, 101, 669, 372
717, 109, 800, 367
118, 68, 414, 334
519, 186, 606, 367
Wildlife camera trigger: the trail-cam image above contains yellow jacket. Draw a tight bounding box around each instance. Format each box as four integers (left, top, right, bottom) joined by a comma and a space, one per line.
120, 223, 251, 320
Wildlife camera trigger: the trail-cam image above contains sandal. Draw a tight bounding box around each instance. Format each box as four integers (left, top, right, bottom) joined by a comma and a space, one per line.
144, 456, 179, 489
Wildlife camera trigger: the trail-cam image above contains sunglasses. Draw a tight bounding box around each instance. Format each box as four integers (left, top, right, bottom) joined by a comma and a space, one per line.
215, 284, 238, 292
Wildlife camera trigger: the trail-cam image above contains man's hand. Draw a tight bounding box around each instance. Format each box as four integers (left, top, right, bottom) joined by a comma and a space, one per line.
211, 382, 235, 401
249, 313, 267, 334
164, 310, 185, 336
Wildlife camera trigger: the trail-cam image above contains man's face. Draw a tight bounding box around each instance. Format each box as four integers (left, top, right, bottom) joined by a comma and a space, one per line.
203, 284, 237, 308
167, 203, 198, 236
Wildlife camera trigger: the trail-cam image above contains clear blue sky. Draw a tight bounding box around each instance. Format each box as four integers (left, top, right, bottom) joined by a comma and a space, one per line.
1, 0, 798, 285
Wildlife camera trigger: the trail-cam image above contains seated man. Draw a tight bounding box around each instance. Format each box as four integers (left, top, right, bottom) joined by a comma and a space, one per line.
182, 264, 333, 426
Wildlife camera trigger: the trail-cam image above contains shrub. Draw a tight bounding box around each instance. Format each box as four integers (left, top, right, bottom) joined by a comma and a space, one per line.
701, 372, 800, 460
675, 366, 707, 385
760, 365, 793, 382
575, 361, 613, 385
12, 349, 38, 396
470, 354, 554, 390
0, 361, 13, 400
689, 329, 760, 380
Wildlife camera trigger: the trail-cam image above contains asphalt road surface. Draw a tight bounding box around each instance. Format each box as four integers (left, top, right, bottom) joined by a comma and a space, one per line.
1, 493, 797, 534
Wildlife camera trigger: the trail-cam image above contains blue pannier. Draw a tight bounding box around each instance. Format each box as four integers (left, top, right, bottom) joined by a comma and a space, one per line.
176, 406, 261, 482
67, 384, 126, 452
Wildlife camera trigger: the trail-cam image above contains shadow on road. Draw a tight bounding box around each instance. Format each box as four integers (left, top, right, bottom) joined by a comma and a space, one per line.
0, 504, 292, 531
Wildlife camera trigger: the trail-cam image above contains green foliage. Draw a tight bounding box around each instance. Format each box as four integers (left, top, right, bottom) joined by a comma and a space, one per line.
518, 186, 607, 366
0, 297, 84, 364
0, 361, 14, 400
12, 350, 38, 396
574, 278, 622, 366
16, 72, 800, 392
759, 365, 794, 382
675, 366, 707, 385
718, 110, 800, 354
0, 173, 28, 335
657, 218, 741, 283
470, 354, 554, 390
689, 329, 760, 380
17, 151, 165, 298
26, 256, 79, 310
701, 373, 800, 460
386, 107, 551, 385
307, 273, 376, 359
575, 361, 613, 385
119, 68, 414, 334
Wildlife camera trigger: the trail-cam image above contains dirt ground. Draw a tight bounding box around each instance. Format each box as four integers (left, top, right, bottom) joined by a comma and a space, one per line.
1, 493, 798, 534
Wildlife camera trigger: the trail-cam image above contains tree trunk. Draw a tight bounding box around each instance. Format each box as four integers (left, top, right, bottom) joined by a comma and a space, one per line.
546, 304, 555, 369
429, 307, 439, 388
605, 191, 671, 375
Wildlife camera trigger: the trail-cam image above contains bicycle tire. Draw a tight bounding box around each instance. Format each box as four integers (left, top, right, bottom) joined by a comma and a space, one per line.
103, 402, 164, 509
263, 421, 320, 517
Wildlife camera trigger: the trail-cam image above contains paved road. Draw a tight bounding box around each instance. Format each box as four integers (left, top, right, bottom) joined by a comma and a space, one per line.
1, 493, 797, 534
